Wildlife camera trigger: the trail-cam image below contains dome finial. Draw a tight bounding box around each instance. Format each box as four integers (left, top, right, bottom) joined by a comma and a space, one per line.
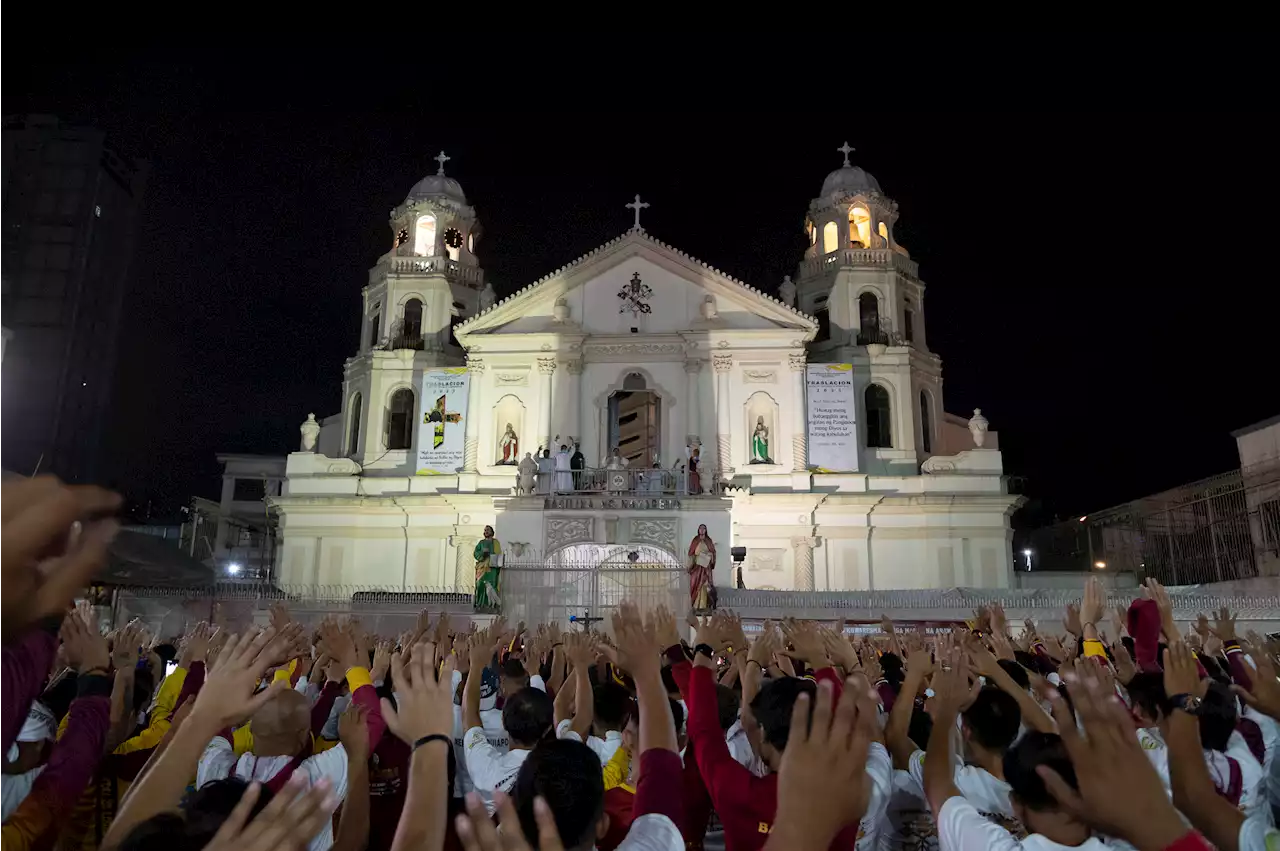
837, 141, 854, 167
434, 150, 451, 176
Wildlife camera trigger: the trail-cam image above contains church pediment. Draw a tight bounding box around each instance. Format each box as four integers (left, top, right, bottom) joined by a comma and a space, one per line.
456, 230, 817, 341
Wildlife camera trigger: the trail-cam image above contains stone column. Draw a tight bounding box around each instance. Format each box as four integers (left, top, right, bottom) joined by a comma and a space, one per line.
536, 357, 556, 452
792, 536, 817, 591
712, 354, 733, 474
789, 352, 808, 472
454, 536, 478, 593
684, 358, 702, 446
563, 359, 583, 447
463, 357, 484, 472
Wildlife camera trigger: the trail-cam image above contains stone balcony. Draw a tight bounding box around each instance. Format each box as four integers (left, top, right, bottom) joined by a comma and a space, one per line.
530, 466, 721, 497
797, 247, 919, 280
377, 256, 485, 288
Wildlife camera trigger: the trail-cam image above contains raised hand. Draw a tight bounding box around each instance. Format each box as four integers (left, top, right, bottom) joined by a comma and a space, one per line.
454, 789, 563, 851
563, 630, 594, 671
61, 612, 110, 673
338, 702, 371, 762
1062, 602, 1083, 637
111, 619, 145, 670
990, 602, 1008, 636
822, 627, 859, 672
1, 477, 122, 642
191, 629, 287, 729
780, 619, 829, 669
268, 601, 292, 633
652, 605, 681, 649
371, 639, 393, 683
1210, 606, 1237, 642
1080, 576, 1105, 631
1112, 639, 1137, 685
1162, 641, 1201, 702
203, 773, 338, 851
179, 621, 214, 670
611, 601, 661, 677
749, 621, 779, 669
1232, 647, 1280, 721
1110, 605, 1127, 638
319, 618, 361, 674
1040, 662, 1184, 851
1142, 577, 1177, 640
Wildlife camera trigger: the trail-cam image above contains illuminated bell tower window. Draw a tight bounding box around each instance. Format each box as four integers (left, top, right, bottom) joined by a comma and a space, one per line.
849, 206, 871, 248
877, 221, 889, 244
443, 227, 463, 262
823, 221, 839, 253
807, 221, 817, 245
413, 214, 436, 257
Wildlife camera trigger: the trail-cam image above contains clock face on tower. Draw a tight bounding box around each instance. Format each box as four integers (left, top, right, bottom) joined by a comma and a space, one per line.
443, 228, 463, 250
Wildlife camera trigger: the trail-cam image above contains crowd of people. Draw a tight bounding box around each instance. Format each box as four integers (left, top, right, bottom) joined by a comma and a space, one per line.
3, 474, 1280, 851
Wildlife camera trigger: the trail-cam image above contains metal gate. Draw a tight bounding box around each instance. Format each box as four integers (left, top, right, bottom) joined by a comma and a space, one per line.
500, 545, 688, 632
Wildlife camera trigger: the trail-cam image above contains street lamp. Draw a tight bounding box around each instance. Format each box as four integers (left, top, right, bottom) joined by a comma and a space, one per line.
1094, 561, 1107, 570
1022, 548, 1033, 570
227, 562, 242, 575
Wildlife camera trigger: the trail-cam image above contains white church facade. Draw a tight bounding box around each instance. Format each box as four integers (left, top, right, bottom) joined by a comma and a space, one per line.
273, 147, 1022, 604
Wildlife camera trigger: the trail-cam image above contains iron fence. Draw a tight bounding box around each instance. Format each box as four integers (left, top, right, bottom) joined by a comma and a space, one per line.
527, 467, 721, 497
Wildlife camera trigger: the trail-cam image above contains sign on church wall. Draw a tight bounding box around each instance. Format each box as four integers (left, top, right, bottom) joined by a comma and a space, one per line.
806, 363, 858, 472
416, 368, 470, 475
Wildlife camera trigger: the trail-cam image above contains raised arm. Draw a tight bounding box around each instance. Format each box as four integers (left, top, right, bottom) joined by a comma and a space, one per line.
885, 649, 932, 769
922, 647, 967, 820
970, 643, 1056, 734
383, 645, 455, 851
332, 704, 371, 851
565, 632, 596, 741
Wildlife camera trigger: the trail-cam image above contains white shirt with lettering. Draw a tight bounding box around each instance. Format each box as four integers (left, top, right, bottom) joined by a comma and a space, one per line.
462, 726, 530, 814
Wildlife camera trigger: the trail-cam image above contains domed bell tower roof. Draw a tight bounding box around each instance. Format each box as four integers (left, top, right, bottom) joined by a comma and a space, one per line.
821, 142, 882, 196
405, 151, 467, 203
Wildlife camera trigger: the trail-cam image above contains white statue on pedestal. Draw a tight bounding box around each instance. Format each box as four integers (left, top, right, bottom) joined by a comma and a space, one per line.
479, 282, 497, 311
968, 408, 989, 448
300, 413, 320, 452
516, 452, 537, 495
779, 275, 796, 308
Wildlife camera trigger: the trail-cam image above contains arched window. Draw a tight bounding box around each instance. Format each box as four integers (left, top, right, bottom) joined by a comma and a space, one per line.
877, 221, 889, 245
865, 385, 892, 449
413, 214, 436, 257
822, 221, 839, 254
348, 393, 363, 456
849, 206, 871, 248
403, 298, 423, 340
807, 221, 817, 246
385, 388, 415, 450
367, 305, 381, 349
857, 292, 883, 345
919, 390, 932, 454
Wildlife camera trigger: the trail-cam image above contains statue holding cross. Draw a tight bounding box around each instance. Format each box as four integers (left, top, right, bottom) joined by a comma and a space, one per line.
626, 193, 650, 231
424, 394, 462, 449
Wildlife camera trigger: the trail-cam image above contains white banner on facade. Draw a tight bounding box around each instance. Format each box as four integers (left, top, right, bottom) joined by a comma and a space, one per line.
806, 363, 858, 472
416, 367, 470, 475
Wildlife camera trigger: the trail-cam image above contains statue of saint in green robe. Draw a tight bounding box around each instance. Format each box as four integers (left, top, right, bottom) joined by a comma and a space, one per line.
474, 526, 502, 610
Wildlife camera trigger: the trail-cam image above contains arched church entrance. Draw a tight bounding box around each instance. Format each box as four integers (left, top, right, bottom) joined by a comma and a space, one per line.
501, 543, 688, 632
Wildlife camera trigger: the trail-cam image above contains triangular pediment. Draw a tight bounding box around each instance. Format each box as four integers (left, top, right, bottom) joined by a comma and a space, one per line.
456, 230, 816, 340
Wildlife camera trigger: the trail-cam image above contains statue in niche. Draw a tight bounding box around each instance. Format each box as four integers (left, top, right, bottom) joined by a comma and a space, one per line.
750, 416, 773, 464
688, 524, 717, 612
516, 452, 537, 495
479, 282, 497, 311
498, 423, 519, 465
473, 525, 502, 612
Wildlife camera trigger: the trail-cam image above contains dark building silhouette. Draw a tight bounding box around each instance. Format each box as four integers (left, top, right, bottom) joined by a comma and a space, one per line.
2, 115, 148, 482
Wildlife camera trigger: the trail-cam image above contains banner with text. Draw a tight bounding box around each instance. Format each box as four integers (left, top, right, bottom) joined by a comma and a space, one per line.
806, 363, 858, 472
416, 368, 470, 475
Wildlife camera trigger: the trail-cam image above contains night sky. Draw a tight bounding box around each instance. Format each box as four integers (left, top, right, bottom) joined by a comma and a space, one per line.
8, 43, 1276, 525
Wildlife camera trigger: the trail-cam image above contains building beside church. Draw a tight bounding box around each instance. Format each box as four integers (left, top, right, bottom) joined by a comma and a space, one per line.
273, 147, 1022, 613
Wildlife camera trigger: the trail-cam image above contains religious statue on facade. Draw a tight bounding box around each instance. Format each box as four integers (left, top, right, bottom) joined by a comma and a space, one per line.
688, 524, 717, 613
968, 408, 990, 448
479, 282, 497, 311
750, 416, 772, 464
299, 413, 321, 452
498, 423, 519, 465
516, 452, 537, 495
473, 526, 502, 611
779, 275, 796, 308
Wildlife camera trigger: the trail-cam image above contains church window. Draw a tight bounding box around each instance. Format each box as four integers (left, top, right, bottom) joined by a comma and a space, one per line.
609, 373, 660, 467
403, 298, 423, 340
413, 214, 436, 257
368, 306, 381, 349
919, 390, 932, 453
385, 388, 415, 450
348, 393, 363, 456
904, 308, 914, 343
849, 206, 871, 248
807, 221, 817, 245
467, 232, 475, 254
857, 293, 884, 345
865, 385, 892, 448
878, 221, 889, 244
815, 307, 831, 342
822, 221, 839, 254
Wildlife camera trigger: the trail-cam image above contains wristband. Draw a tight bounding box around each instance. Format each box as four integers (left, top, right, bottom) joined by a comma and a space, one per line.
412, 733, 451, 752
694, 643, 715, 659
747, 660, 767, 672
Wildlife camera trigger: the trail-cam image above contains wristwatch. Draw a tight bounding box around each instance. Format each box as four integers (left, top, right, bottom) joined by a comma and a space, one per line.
1169, 692, 1204, 715
694, 643, 715, 659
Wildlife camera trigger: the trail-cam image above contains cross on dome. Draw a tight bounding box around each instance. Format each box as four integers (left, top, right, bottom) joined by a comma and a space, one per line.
626, 193, 650, 231
434, 151, 451, 176
837, 141, 855, 167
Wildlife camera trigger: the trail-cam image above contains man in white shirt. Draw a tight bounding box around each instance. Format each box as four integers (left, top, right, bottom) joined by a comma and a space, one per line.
557, 679, 631, 765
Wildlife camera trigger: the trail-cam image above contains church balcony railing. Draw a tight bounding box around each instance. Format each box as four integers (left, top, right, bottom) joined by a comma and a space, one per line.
855, 328, 890, 346
797, 248, 918, 280
389, 256, 485, 288
532, 467, 721, 497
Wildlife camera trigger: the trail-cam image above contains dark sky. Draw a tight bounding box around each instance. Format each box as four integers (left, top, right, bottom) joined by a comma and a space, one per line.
7, 41, 1276, 524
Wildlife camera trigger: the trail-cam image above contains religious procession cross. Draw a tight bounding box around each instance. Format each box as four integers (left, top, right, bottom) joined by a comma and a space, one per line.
425, 394, 462, 448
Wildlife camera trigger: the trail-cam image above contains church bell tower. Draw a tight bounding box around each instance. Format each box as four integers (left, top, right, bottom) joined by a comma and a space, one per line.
795, 143, 944, 475
338, 152, 487, 471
